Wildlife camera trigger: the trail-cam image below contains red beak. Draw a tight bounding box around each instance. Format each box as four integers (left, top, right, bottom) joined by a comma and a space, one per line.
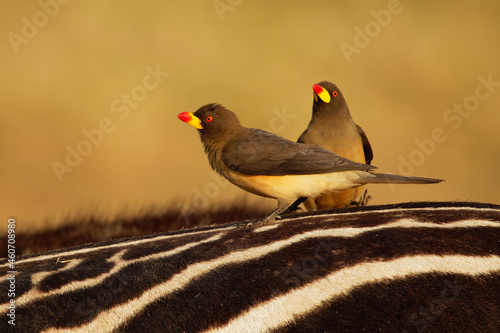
312, 84, 324, 95
178, 112, 192, 122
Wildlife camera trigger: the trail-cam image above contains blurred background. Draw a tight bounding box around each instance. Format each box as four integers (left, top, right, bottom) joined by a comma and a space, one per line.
1, 0, 499, 233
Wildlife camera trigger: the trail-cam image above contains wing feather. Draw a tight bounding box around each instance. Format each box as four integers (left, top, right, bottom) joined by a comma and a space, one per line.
221, 129, 375, 176
356, 124, 373, 165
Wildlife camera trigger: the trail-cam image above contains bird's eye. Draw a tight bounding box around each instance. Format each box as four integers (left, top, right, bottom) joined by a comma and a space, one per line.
206, 116, 213, 122
332, 91, 338, 97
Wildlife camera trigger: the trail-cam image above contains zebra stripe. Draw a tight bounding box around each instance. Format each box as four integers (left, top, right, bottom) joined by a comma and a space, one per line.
1, 202, 499, 332
208, 255, 500, 333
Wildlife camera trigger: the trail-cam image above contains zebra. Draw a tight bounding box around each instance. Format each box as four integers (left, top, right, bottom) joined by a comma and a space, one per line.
1, 201, 499, 332
0, 201, 270, 257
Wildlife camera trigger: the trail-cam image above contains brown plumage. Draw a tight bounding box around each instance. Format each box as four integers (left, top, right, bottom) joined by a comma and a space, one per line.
178, 104, 443, 226
297, 81, 373, 210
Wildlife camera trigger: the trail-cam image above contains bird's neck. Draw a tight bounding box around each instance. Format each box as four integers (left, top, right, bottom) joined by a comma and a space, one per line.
201, 129, 239, 178
311, 103, 352, 124
203, 142, 221, 172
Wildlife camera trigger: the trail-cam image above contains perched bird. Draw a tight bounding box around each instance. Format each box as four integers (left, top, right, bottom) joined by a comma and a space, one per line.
178, 104, 442, 226
296, 81, 373, 211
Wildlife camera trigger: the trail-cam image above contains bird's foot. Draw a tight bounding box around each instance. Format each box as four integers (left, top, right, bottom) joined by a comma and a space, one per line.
239, 211, 284, 228
239, 217, 276, 228
354, 189, 371, 207
238, 199, 290, 228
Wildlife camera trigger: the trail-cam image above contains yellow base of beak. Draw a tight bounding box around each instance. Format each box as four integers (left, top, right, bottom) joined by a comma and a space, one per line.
312, 84, 331, 103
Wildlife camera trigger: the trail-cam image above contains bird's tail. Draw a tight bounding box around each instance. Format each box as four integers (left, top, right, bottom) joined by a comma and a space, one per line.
357, 172, 443, 185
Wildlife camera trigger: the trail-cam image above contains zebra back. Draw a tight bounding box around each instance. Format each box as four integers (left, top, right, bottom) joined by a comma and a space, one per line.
1, 202, 499, 332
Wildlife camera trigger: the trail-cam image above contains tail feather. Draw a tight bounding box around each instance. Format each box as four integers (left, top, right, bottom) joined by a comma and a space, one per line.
358, 172, 444, 185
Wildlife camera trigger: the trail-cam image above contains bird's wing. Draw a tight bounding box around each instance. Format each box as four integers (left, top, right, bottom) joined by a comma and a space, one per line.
356, 124, 373, 165
221, 129, 375, 176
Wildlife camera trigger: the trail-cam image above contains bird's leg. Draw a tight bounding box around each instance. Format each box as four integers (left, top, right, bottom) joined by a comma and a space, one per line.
281, 197, 307, 215
360, 189, 371, 206
244, 198, 291, 228
352, 189, 371, 207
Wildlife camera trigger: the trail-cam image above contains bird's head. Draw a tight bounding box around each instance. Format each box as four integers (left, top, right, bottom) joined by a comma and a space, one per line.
311, 81, 351, 118
312, 81, 346, 106
178, 103, 242, 145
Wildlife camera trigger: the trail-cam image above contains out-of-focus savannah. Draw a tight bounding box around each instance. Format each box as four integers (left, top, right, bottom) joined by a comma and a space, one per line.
2, 1, 499, 233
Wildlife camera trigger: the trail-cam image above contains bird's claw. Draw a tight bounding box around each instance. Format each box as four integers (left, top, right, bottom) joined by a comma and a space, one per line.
353, 189, 371, 207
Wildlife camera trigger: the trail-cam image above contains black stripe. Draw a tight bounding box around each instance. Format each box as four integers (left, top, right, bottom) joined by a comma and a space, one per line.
0, 202, 498, 332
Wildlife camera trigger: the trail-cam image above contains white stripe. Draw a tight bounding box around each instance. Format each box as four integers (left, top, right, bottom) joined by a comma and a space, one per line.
205, 254, 500, 333
43, 219, 500, 333
278, 205, 500, 223
0, 227, 228, 268
0, 234, 224, 313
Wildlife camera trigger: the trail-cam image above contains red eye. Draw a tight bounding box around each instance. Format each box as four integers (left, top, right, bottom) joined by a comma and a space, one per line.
332, 91, 338, 97
206, 116, 213, 122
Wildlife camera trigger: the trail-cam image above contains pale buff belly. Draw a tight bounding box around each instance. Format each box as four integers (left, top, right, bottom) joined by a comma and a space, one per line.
227, 170, 365, 201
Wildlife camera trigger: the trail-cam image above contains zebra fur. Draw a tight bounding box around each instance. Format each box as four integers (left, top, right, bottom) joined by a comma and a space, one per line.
0, 202, 499, 332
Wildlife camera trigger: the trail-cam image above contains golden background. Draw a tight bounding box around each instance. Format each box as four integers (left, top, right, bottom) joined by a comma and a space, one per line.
2, 1, 499, 232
